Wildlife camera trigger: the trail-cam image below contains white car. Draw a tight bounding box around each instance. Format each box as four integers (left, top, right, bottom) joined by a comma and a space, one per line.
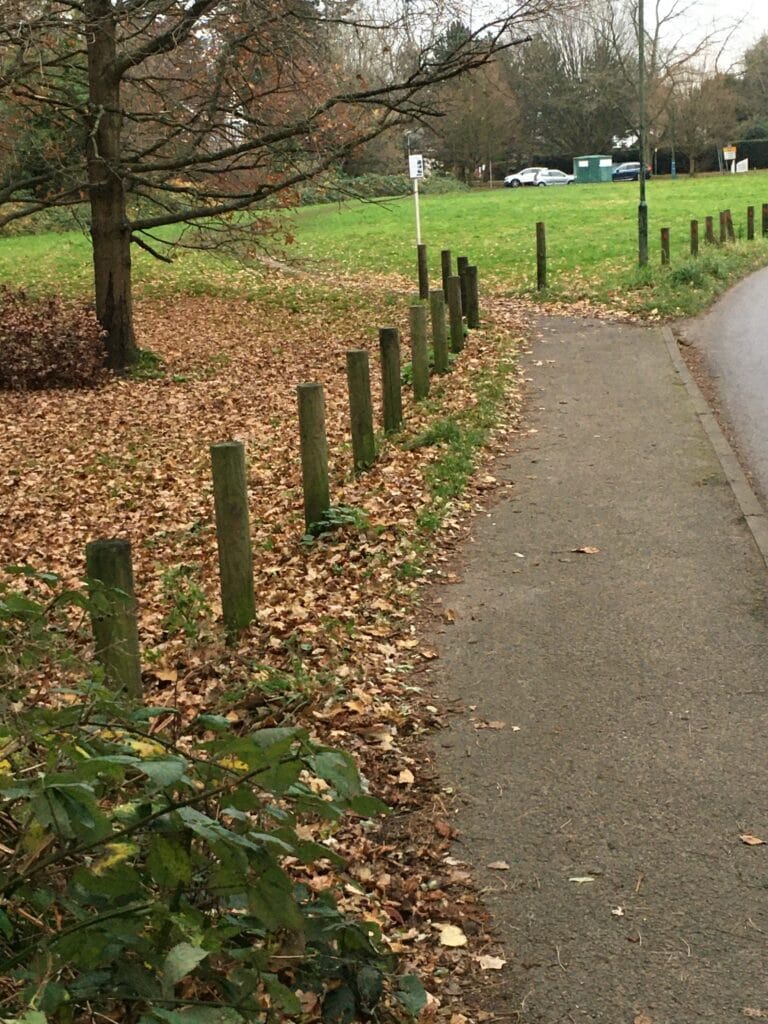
503, 166, 547, 188
534, 168, 575, 186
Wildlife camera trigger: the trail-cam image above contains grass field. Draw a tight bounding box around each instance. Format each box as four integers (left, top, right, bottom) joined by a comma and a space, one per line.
2, 172, 768, 317
293, 172, 768, 316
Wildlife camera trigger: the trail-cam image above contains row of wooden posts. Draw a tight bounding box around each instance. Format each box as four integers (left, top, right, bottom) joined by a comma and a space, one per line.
85, 246, 481, 696
535, 202, 768, 289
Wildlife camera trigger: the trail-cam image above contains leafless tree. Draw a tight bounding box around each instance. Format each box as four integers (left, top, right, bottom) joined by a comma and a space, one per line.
0, 0, 573, 369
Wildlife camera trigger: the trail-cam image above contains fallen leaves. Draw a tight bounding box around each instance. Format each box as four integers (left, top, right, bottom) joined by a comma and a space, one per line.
486, 860, 510, 871
475, 954, 506, 970
572, 545, 600, 555
433, 923, 468, 948
740, 834, 766, 846
0, 281, 531, 1019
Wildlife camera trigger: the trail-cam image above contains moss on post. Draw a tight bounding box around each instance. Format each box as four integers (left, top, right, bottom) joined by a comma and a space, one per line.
457, 255, 469, 311
297, 383, 331, 530
346, 349, 376, 473
210, 441, 256, 634
536, 222, 547, 291
85, 538, 142, 697
379, 327, 403, 433
417, 243, 429, 300
661, 227, 670, 265
466, 265, 479, 328
440, 249, 452, 297
429, 289, 449, 374
409, 303, 430, 401
447, 276, 464, 354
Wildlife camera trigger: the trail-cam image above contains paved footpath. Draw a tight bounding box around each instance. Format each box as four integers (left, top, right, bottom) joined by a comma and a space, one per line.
431, 318, 768, 1023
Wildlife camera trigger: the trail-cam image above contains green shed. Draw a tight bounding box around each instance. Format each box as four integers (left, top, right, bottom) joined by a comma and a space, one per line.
573, 154, 613, 183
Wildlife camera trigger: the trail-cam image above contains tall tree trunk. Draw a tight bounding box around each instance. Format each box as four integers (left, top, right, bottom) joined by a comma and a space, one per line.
85, 0, 138, 371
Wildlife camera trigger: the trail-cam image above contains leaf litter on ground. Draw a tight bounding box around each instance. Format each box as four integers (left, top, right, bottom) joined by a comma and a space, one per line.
0, 270, 528, 1018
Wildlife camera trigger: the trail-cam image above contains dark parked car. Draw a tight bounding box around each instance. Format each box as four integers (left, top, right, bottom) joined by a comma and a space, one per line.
612, 162, 652, 182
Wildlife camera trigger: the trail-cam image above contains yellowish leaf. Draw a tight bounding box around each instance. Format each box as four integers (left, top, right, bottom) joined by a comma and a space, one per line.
433, 923, 467, 947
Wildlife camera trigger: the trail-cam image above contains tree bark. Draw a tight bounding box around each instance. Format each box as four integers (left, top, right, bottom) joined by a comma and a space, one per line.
85, 0, 138, 371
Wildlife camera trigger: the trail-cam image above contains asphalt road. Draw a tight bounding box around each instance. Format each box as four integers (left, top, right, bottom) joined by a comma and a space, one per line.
683, 265, 768, 500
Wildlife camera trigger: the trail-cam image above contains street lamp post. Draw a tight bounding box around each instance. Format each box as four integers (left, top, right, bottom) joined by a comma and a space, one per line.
638, 0, 648, 266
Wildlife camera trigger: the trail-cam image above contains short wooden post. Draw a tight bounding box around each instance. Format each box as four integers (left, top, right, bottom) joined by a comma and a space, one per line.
748, 206, 755, 241
379, 327, 403, 433
466, 265, 480, 329
705, 216, 715, 244
85, 538, 142, 697
660, 227, 670, 265
210, 441, 256, 633
447, 276, 464, 354
690, 220, 699, 258
457, 255, 469, 312
430, 289, 449, 374
346, 350, 376, 473
441, 249, 452, 297
725, 209, 735, 243
763, 203, 768, 237
417, 243, 429, 301
536, 222, 547, 290
297, 384, 331, 530
719, 211, 727, 244
409, 304, 430, 401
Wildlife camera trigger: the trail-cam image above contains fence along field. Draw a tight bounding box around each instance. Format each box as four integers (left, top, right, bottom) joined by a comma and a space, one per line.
82, 248, 481, 694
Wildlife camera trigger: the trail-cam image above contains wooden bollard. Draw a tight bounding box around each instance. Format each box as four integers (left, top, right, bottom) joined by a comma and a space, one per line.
430, 289, 449, 374
536, 222, 547, 290
346, 350, 376, 473
748, 206, 755, 241
210, 441, 256, 633
466, 266, 479, 329
440, 249, 452, 297
417, 243, 429, 301
379, 327, 403, 433
660, 227, 670, 265
763, 203, 768, 237
447, 276, 464, 354
725, 209, 735, 243
690, 220, 699, 258
409, 304, 430, 401
719, 211, 727, 244
457, 256, 469, 312
297, 384, 331, 530
86, 538, 142, 696
705, 216, 715, 244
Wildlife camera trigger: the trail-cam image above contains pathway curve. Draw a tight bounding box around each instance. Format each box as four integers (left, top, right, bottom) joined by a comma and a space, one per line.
431, 317, 768, 1023
682, 265, 768, 500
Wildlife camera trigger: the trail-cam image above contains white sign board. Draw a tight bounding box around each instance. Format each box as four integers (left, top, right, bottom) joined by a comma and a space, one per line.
408, 154, 425, 179
599, 158, 613, 167
723, 146, 737, 162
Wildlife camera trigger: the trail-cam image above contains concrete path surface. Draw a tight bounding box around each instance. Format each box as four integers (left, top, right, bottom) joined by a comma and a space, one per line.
431, 318, 768, 1023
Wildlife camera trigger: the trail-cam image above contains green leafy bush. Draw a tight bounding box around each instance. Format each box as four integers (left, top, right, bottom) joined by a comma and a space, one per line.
0, 576, 425, 1023
0, 287, 105, 390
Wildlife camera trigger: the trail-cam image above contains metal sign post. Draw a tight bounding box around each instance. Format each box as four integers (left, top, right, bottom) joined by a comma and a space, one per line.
408, 153, 424, 245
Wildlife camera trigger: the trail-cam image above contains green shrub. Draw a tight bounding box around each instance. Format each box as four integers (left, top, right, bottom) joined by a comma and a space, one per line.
0, 573, 426, 1022
0, 287, 105, 389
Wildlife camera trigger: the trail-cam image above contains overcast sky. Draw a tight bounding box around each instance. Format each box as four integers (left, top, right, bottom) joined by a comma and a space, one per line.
668, 0, 768, 66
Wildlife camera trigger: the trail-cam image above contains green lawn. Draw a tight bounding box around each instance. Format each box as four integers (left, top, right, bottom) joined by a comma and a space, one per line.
2, 172, 768, 317
293, 172, 768, 316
